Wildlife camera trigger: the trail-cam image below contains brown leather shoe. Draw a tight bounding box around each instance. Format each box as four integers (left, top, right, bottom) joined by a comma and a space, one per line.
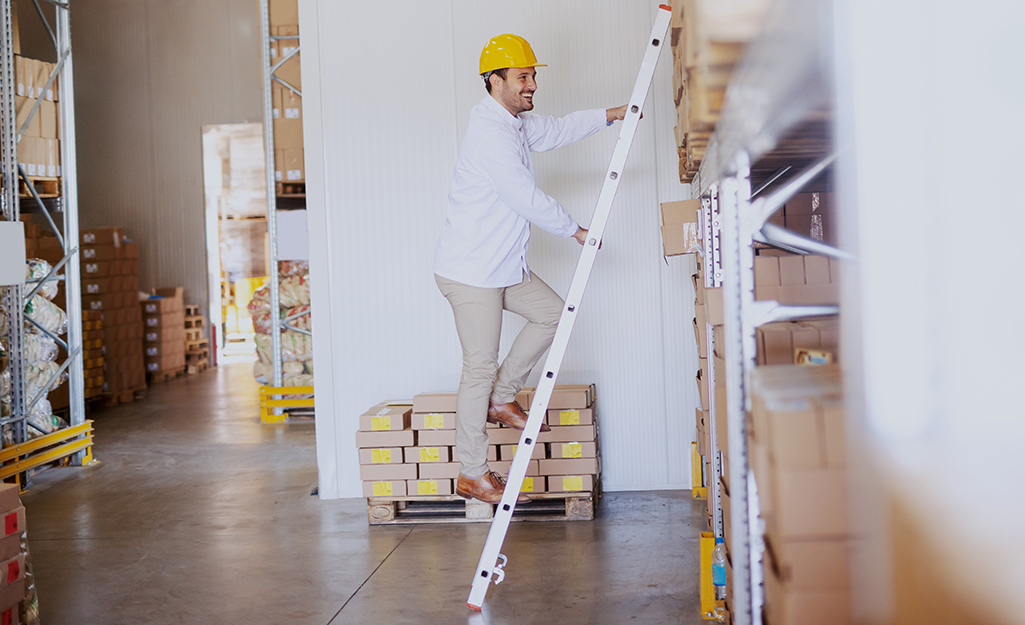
456, 471, 531, 504
487, 401, 551, 432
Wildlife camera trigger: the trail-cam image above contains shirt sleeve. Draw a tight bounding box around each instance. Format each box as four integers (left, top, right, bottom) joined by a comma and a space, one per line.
473, 131, 580, 238
521, 109, 609, 153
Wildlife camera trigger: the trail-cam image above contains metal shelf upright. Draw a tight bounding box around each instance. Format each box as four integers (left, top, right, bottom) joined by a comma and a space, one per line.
691, 0, 845, 623
257, 0, 312, 422
0, 0, 93, 487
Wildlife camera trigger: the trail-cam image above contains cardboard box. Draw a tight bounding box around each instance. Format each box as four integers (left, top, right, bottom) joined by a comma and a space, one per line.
144, 341, 185, 359
273, 117, 303, 150
15, 96, 39, 137
547, 384, 594, 409
274, 149, 284, 182
83, 277, 113, 295
546, 407, 595, 426
81, 245, 120, 261
705, 288, 723, 326
765, 536, 851, 592
547, 475, 594, 493
144, 326, 185, 344
411, 412, 455, 430
763, 565, 852, 625
39, 98, 56, 138
358, 463, 417, 482
358, 404, 412, 432
123, 242, 139, 260
362, 480, 407, 498
0, 507, 25, 543
756, 319, 839, 366
412, 393, 457, 413
416, 429, 456, 446
354, 429, 415, 448
283, 147, 304, 181
82, 260, 116, 277
538, 458, 599, 476
489, 459, 540, 477
416, 462, 461, 480
406, 479, 454, 496
753, 255, 839, 306
547, 441, 597, 459
660, 199, 701, 256
143, 310, 185, 329
403, 446, 451, 464
498, 443, 545, 461
268, 0, 299, 27
515, 475, 544, 493
15, 56, 32, 98
0, 485, 20, 515
697, 360, 709, 411
695, 303, 708, 356
81, 227, 123, 247
357, 448, 404, 465
486, 427, 523, 446
537, 424, 596, 443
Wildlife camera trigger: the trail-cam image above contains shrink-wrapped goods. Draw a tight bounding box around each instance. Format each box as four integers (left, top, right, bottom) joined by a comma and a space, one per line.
251, 262, 313, 386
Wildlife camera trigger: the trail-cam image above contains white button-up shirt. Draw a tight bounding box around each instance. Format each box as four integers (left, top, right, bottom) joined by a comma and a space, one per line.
434, 95, 608, 288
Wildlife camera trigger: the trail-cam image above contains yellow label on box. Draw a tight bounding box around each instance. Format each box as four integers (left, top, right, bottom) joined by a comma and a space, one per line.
562, 443, 583, 459
371, 416, 391, 431
372, 481, 393, 496
423, 413, 445, 429
419, 447, 440, 462
371, 449, 392, 464
418, 480, 438, 495
559, 410, 580, 426
563, 476, 584, 491
521, 477, 534, 492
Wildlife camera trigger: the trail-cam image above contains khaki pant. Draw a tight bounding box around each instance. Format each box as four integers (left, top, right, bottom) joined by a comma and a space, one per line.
435, 271, 564, 478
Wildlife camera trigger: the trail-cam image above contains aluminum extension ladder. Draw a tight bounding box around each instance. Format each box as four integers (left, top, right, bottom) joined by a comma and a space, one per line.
467, 4, 673, 610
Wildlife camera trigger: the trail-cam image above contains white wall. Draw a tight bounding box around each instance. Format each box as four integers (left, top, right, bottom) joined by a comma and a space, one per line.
301, 1, 697, 499
68, 0, 264, 313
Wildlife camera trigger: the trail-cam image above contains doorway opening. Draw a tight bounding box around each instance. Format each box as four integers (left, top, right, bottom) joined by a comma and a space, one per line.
201, 123, 269, 364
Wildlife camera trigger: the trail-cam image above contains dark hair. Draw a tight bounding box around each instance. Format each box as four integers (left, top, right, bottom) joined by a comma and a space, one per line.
482, 68, 509, 93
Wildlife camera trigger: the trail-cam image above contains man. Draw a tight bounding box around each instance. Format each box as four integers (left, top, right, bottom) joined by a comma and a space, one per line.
434, 34, 628, 504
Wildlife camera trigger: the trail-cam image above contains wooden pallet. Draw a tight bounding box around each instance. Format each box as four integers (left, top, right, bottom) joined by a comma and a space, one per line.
146, 368, 185, 384
276, 181, 305, 197
186, 361, 209, 375
185, 328, 204, 342
186, 339, 208, 353
103, 385, 147, 408
19, 176, 60, 198
184, 304, 201, 317
184, 315, 205, 329
367, 480, 602, 525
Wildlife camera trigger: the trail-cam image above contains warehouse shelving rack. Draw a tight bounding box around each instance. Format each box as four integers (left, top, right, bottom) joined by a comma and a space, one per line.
257, 0, 312, 422
691, 0, 843, 623
0, 0, 93, 486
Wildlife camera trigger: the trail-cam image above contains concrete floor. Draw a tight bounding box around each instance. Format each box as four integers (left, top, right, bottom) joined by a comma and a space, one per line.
20, 362, 706, 624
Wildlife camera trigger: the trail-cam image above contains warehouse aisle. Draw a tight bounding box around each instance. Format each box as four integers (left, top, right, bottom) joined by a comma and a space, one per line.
19, 363, 704, 624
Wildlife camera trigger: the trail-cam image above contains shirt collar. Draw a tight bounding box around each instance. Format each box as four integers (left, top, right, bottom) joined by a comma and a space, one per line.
481, 95, 523, 130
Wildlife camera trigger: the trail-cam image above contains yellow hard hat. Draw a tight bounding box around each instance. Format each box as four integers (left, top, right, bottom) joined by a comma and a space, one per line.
479, 34, 547, 75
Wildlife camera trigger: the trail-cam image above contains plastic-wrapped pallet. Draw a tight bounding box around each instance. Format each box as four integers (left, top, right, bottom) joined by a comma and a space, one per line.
249, 261, 313, 387
21, 259, 68, 438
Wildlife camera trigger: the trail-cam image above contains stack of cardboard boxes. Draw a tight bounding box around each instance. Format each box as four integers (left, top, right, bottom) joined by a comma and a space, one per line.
79, 227, 145, 400
356, 385, 601, 500
14, 53, 62, 193
269, 0, 304, 188
141, 287, 186, 378
0, 484, 28, 623
749, 365, 850, 625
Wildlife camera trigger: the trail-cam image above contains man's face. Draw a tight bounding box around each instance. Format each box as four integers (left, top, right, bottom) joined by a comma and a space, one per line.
491, 67, 537, 116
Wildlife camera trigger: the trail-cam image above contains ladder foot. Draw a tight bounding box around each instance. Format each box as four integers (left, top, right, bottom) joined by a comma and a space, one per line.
467, 602, 482, 611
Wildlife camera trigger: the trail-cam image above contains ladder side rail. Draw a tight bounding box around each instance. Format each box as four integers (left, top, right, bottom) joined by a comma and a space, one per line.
467, 5, 672, 610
